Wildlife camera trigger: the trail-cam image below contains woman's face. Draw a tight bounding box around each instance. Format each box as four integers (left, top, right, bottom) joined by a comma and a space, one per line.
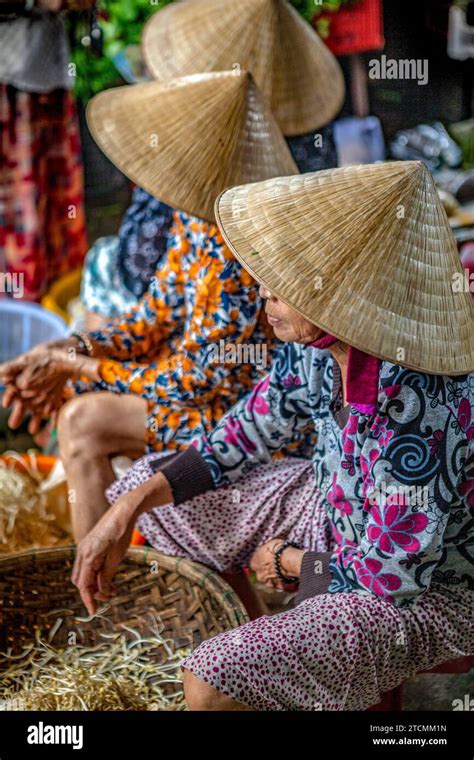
259, 285, 324, 344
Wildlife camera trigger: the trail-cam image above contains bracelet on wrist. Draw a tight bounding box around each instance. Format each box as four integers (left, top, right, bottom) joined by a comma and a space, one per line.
274, 540, 299, 585
72, 331, 95, 357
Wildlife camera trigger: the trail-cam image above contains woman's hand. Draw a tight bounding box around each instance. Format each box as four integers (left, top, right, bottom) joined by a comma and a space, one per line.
72, 472, 173, 615
1, 350, 72, 431
4, 375, 66, 433
0, 338, 78, 387
72, 496, 138, 616
249, 539, 304, 589
1, 345, 100, 430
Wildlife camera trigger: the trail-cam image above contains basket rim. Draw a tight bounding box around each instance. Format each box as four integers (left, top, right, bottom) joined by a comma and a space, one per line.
0, 544, 249, 628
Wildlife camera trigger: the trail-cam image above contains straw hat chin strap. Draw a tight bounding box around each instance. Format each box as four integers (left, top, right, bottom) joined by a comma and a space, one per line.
309, 333, 381, 416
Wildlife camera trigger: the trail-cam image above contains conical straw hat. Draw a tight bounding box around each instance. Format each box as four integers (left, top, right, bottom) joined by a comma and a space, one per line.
215, 161, 474, 376
87, 71, 298, 222
142, 0, 345, 136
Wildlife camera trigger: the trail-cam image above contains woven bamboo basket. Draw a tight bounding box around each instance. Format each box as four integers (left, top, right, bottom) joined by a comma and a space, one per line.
0, 546, 248, 664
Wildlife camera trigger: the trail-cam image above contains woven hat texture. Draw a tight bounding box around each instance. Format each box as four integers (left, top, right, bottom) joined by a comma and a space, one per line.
143, 0, 345, 135
215, 161, 474, 375
87, 70, 298, 221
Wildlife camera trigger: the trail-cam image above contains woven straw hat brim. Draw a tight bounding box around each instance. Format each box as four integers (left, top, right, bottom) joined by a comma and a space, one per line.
215, 162, 474, 376
86, 71, 298, 222
142, 0, 345, 136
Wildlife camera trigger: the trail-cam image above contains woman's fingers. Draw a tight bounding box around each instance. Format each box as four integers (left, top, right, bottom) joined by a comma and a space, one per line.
73, 553, 102, 616
4, 378, 63, 430
27, 413, 44, 436
256, 568, 276, 585
4, 390, 47, 431
71, 553, 82, 587
18, 388, 44, 400
97, 552, 119, 599
1, 380, 58, 413
80, 579, 98, 617
72, 536, 111, 616
0, 352, 43, 385
0, 357, 27, 381
272, 579, 287, 590
8, 399, 26, 429
15, 354, 65, 392
16, 364, 46, 390
1, 384, 18, 409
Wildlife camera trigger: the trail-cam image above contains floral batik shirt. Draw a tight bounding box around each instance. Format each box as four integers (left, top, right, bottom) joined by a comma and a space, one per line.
74, 211, 281, 451
165, 342, 474, 607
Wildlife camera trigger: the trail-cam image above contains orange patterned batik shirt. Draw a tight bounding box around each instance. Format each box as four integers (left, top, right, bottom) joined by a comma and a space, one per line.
75, 211, 277, 452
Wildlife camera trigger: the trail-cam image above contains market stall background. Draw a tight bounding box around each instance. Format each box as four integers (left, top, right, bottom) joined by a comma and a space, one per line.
1, 0, 473, 712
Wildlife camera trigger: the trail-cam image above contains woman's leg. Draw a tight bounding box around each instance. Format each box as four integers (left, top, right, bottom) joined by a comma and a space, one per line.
184, 670, 253, 711
182, 586, 474, 711
57, 392, 147, 541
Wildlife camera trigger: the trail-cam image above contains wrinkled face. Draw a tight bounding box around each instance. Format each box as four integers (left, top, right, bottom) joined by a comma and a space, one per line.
259, 284, 324, 344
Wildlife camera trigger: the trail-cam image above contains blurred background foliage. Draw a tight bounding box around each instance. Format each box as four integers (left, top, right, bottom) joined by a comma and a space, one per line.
68, 0, 173, 101
68, 0, 359, 103
292, 0, 357, 22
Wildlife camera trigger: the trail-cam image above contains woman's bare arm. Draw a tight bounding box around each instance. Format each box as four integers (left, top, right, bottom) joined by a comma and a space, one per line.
72, 471, 173, 615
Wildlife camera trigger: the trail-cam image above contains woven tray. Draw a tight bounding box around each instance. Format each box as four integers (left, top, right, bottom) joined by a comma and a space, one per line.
0, 545, 248, 663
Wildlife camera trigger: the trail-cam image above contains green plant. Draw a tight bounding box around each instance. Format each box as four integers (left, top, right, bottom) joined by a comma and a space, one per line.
291, 0, 359, 23
291, 0, 362, 39
69, 0, 356, 103
68, 0, 173, 102
69, 41, 119, 103
98, 0, 172, 58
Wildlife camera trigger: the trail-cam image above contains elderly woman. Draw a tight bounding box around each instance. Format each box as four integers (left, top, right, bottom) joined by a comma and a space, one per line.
0, 73, 307, 560
71, 162, 474, 711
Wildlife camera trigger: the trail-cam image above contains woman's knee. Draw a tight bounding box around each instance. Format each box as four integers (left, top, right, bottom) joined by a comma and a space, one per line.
57, 394, 115, 458
184, 669, 222, 710
183, 669, 248, 711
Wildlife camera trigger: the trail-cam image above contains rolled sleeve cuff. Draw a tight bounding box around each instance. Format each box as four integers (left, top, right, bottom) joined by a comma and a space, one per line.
294, 551, 333, 605
149, 446, 215, 505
